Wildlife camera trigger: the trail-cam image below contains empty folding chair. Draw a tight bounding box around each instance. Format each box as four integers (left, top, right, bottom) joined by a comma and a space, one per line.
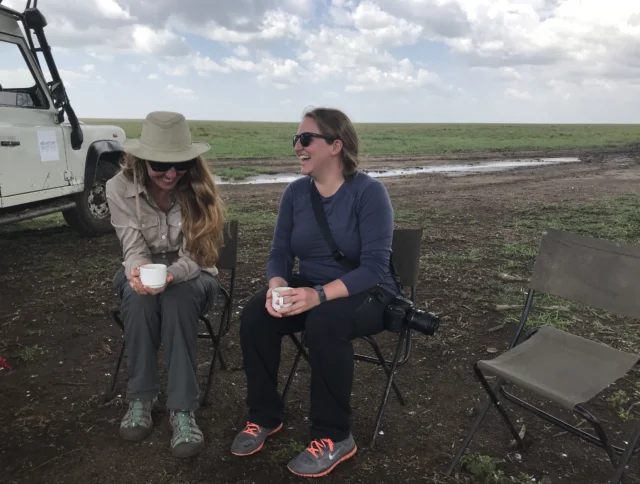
282, 228, 436, 447
103, 220, 238, 407
447, 228, 640, 483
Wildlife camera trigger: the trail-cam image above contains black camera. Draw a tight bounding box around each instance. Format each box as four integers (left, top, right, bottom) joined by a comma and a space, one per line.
384, 296, 440, 336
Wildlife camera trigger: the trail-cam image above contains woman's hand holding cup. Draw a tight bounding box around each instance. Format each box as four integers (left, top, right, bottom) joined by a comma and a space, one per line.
130, 264, 173, 295
266, 277, 288, 318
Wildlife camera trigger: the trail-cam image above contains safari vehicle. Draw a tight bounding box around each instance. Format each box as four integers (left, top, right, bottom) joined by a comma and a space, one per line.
0, 0, 125, 236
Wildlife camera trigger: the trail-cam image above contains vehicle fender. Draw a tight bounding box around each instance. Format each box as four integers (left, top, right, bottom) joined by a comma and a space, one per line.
83, 140, 124, 185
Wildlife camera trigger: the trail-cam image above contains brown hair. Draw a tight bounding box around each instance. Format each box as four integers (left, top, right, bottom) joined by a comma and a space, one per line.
303, 107, 359, 179
121, 153, 226, 267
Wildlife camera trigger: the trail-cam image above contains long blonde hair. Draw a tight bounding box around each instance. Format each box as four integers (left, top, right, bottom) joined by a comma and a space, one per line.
122, 153, 226, 267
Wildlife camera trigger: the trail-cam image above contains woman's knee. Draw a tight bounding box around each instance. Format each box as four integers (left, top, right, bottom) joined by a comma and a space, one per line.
121, 286, 159, 316
239, 288, 269, 336
304, 305, 350, 346
160, 278, 208, 317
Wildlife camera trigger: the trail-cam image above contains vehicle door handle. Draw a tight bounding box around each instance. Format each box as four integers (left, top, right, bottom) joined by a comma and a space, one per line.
1, 141, 20, 147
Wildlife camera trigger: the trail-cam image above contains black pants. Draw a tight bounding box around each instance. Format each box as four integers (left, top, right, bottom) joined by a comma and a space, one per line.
240, 280, 387, 442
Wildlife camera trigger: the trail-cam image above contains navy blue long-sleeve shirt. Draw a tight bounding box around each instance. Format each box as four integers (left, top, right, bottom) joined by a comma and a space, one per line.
266, 172, 399, 296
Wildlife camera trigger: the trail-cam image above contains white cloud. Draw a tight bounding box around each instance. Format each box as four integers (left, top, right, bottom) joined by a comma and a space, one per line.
95, 0, 133, 20
5, 0, 640, 122
222, 55, 303, 89
298, 26, 397, 81
296, 5, 452, 95
88, 50, 114, 62
505, 88, 532, 100
351, 1, 423, 46
233, 45, 250, 58
131, 26, 189, 56
191, 53, 231, 76
346, 59, 450, 93
195, 10, 305, 43
158, 63, 190, 76
472, 66, 522, 81
442, 0, 640, 87
166, 84, 197, 101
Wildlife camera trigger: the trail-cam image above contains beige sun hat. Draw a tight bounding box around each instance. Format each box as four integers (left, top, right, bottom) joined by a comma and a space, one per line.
122, 111, 210, 162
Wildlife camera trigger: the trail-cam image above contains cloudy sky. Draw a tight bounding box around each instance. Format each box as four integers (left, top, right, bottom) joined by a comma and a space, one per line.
3, 0, 640, 122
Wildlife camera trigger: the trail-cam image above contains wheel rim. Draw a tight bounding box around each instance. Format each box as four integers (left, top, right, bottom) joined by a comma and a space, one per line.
87, 183, 109, 219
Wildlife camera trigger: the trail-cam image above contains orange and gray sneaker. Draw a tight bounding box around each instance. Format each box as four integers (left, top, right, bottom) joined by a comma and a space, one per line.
287, 434, 357, 477
230, 421, 283, 456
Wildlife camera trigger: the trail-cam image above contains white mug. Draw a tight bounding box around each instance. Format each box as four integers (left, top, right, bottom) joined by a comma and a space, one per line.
139, 264, 167, 288
271, 287, 293, 311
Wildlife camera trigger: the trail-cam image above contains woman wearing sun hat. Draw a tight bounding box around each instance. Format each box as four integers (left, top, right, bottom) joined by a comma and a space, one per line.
106, 111, 226, 458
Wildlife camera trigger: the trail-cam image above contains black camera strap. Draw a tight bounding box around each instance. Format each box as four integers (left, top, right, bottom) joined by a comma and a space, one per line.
309, 179, 359, 271
309, 179, 405, 297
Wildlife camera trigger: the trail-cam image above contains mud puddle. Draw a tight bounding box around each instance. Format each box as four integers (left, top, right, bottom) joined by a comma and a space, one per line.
216, 157, 581, 185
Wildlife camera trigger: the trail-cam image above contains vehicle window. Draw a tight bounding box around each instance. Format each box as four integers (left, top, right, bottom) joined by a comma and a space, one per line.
0, 40, 45, 108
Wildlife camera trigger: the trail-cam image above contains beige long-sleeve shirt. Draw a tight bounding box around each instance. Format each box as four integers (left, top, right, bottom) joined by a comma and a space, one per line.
105, 171, 218, 283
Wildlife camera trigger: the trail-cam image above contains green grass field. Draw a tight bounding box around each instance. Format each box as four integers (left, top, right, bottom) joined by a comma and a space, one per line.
84, 120, 640, 160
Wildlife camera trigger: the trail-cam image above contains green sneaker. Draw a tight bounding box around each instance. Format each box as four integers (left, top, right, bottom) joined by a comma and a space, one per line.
287, 435, 357, 478
169, 410, 204, 458
119, 397, 157, 441
231, 421, 283, 456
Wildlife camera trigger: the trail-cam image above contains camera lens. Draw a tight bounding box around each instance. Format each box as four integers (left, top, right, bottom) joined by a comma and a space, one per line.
407, 308, 440, 336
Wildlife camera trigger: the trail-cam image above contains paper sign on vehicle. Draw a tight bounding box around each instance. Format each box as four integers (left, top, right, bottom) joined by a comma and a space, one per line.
37, 130, 59, 162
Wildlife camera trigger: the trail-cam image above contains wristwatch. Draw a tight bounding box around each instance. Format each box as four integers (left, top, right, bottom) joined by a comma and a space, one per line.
314, 285, 327, 304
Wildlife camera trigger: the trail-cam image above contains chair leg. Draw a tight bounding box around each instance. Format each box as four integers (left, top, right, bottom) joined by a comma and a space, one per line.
474, 365, 525, 449
281, 348, 303, 404
446, 394, 494, 475
103, 339, 126, 403
289, 333, 310, 363
575, 406, 618, 469
199, 315, 226, 368
446, 372, 520, 476
610, 422, 640, 484
361, 335, 407, 407
368, 327, 407, 449
199, 315, 226, 407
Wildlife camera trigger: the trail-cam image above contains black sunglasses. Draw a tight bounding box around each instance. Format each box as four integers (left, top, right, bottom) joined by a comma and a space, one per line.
292, 132, 336, 148
147, 159, 196, 172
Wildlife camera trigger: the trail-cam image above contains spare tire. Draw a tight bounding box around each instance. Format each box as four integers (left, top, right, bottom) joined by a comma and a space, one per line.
63, 160, 118, 236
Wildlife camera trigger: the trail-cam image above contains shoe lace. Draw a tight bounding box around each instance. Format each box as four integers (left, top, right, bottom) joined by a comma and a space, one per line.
128, 400, 146, 426
307, 439, 334, 458
242, 422, 261, 437
172, 411, 194, 438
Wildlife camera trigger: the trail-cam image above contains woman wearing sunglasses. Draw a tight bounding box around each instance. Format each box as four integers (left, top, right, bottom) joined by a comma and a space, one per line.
106, 111, 225, 458
231, 107, 398, 477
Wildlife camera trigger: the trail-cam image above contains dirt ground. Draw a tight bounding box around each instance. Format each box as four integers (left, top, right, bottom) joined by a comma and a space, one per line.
1, 150, 639, 484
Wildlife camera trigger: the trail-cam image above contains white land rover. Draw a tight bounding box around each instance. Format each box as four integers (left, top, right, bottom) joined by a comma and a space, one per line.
0, 0, 125, 236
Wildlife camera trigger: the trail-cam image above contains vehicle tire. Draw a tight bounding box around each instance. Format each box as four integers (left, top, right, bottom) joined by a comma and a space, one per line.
62, 160, 118, 236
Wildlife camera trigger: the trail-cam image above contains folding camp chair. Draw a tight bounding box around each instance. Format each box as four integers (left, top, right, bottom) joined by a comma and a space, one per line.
446, 228, 640, 484
281, 228, 424, 448
103, 220, 238, 408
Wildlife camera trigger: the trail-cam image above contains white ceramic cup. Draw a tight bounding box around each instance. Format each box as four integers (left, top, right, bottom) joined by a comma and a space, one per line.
271, 287, 293, 312
139, 264, 167, 288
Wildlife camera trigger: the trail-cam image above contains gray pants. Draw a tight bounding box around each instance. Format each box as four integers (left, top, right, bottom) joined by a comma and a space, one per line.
114, 267, 219, 411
